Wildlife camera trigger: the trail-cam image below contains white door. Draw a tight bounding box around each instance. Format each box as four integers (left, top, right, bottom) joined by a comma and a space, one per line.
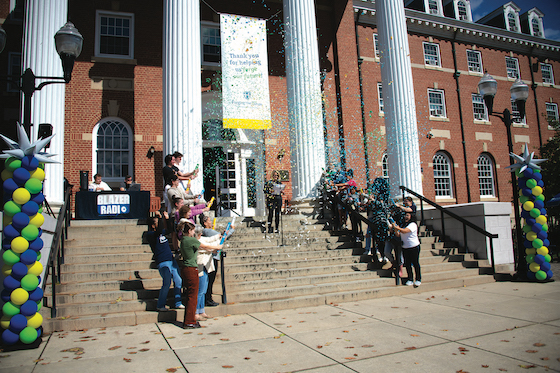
218, 149, 241, 217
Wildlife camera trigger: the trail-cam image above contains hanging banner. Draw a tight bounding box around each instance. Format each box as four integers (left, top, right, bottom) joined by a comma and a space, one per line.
221, 14, 271, 129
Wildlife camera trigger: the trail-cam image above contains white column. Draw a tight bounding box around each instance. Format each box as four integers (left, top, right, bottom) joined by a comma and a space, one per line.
377, 0, 423, 197
283, 0, 325, 199
22, 0, 68, 206
162, 0, 203, 192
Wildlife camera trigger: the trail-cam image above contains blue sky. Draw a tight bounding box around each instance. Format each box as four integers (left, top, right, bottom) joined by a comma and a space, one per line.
470, 0, 560, 41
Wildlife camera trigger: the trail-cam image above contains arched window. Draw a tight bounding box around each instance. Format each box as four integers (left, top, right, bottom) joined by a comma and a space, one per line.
477, 154, 496, 197
382, 153, 389, 180
507, 12, 518, 32
457, 1, 468, 20
433, 152, 453, 197
93, 118, 133, 181
531, 18, 542, 37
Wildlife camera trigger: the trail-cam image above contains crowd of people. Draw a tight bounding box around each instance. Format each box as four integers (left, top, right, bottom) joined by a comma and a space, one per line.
320, 167, 421, 286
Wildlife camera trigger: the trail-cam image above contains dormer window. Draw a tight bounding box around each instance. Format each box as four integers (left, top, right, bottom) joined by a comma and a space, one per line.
507, 12, 518, 32
457, 1, 468, 20
531, 19, 542, 37
428, 0, 439, 14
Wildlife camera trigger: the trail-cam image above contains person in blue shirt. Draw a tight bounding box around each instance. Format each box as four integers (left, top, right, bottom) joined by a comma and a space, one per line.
147, 211, 185, 312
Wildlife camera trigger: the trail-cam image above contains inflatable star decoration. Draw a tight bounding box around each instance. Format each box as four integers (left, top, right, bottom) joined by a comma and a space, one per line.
0, 122, 57, 163
506, 143, 546, 173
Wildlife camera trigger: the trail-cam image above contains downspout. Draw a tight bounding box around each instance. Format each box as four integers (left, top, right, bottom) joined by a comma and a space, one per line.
355, 10, 371, 186
528, 54, 543, 147
452, 33, 472, 202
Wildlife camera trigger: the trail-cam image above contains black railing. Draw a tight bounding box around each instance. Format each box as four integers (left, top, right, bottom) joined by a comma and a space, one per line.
400, 186, 499, 274
43, 182, 73, 318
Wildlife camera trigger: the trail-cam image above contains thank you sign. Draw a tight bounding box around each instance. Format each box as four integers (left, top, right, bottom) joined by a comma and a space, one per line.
97, 194, 130, 215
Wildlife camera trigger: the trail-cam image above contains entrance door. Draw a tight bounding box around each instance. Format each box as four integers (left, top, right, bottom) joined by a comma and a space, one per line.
218, 149, 241, 216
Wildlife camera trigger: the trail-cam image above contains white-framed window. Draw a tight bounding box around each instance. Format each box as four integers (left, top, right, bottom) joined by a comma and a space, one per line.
423, 42, 441, 67
93, 118, 133, 182
507, 12, 518, 32
202, 23, 221, 64
505, 57, 520, 79
433, 152, 453, 198
472, 94, 488, 121
477, 154, 495, 197
466, 50, 482, 73
531, 18, 542, 37
377, 83, 384, 113
7, 52, 21, 92
546, 103, 559, 124
382, 153, 389, 180
428, 0, 439, 14
428, 89, 446, 118
373, 33, 380, 58
457, 0, 468, 21
541, 63, 554, 84
95, 10, 134, 59
511, 99, 526, 124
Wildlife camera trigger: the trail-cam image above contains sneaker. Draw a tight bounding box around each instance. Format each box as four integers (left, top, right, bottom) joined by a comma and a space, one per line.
405, 280, 413, 286
174, 304, 185, 309
156, 307, 170, 312
414, 281, 421, 286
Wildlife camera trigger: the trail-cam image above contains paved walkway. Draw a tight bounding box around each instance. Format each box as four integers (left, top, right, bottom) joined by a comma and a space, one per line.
1, 280, 559, 373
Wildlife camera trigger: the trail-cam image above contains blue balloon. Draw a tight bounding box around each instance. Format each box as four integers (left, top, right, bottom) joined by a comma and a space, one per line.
9, 314, 28, 333
532, 223, 543, 233
537, 180, 544, 187
3, 178, 19, 193
534, 200, 544, 209
533, 172, 542, 181
11, 262, 28, 280
37, 228, 42, 237
546, 270, 553, 279
1, 289, 11, 302
526, 218, 536, 226
527, 270, 536, 280
534, 254, 545, 265
523, 168, 534, 178
524, 240, 533, 248
541, 262, 551, 272
20, 300, 38, 316
3, 275, 20, 290
518, 179, 527, 189
3, 224, 20, 238
544, 239, 550, 247
540, 208, 547, 216
522, 188, 532, 197
30, 192, 44, 205
537, 231, 548, 240
21, 155, 39, 171
28, 287, 43, 302
2, 329, 20, 345
521, 210, 530, 219
12, 168, 31, 185
20, 250, 37, 265
12, 212, 30, 230
22, 201, 39, 215
29, 237, 43, 252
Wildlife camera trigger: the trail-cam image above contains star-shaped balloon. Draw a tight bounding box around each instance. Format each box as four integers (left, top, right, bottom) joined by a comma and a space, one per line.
0, 123, 57, 163
505, 143, 546, 173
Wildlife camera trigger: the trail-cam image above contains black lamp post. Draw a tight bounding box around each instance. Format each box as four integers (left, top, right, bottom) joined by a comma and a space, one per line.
0, 22, 83, 139
478, 72, 529, 279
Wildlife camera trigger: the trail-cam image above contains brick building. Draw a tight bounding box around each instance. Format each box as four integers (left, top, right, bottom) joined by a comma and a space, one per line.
1, 0, 559, 216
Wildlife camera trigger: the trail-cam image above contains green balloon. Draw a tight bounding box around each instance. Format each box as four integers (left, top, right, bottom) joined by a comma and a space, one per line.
21, 225, 39, 241
544, 254, 552, 263
38, 205, 43, 213
21, 274, 39, 291
532, 238, 543, 249
2, 301, 21, 317
526, 254, 535, 263
20, 326, 38, 344
536, 194, 545, 202
522, 225, 532, 234
519, 196, 529, 205
4, 200, 21, 216
530, 208, 541, 218
36, 301, 42, 312
2, 249, 20, 265
37, 252, 41, 261
526, 179, 537, 189
5, 157, 22, 172
542, 224, 548, 232
533, 168, 541, 173
515, 169, 523, 178
535, 270, 547, 281
24, 178, 43, 194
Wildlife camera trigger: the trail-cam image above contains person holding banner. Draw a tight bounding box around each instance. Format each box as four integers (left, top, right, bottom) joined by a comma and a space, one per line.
264, 170, 284, 233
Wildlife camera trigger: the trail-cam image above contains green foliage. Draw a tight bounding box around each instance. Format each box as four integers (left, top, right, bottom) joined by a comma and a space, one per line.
539, 118, 560, 219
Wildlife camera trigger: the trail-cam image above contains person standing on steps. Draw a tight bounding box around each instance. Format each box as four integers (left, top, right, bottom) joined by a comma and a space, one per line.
264, 170, 284, 233
392, 212, 421, 287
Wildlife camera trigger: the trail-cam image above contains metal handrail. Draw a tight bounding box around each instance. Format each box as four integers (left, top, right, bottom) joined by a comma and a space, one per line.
400, 186, 499, 274
42, 182, 73, 318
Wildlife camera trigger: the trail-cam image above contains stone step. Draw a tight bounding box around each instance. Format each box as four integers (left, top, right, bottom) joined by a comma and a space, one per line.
223, 256, 360, 274
61, 261, 156, 273
45, 278, 163, 295
63, 252, 154, 264
64, 244, 152, 256
58, 268, 160, 283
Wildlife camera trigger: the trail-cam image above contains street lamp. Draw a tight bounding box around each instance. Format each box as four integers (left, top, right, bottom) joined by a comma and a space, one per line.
1, 22, 83, 138
478, 72, 529, 279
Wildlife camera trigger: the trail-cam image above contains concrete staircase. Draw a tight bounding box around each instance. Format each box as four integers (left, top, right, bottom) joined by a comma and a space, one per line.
41, 216, 495, 333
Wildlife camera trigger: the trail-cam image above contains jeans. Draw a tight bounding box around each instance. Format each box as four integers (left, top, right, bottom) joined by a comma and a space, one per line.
196, 269, 209, 314
156, 260, 183, 309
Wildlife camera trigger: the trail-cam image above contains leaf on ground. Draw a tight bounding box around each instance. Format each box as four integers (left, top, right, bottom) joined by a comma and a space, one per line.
317, 345, 323, 349
73, 356, 82, 360
541, 357, 549, 361
61, 347, 84, 353
442, 329, 448, 331
482, 365, 489, 368
533, 343, 545, 347
123, 358, 132, 362
209, 332, 221, 335
498, 369, 507, 371
456, 370, 469, 373
128, 352, 137, 355
249, 349, 258, 352
108, 346, 122, 350
140, 341, 150, 344
405, 347, 417, 350
166, 368, 179, 373
139, 349, 149, 352
183, 332, 192, 335
410, 334, 420, 337
458, 347, 469, 352
220, 338, 229, 341
125, 332, 133, 335
391, 307, 399, 308
222, 365, 234, 368
97, 332, 106, 334
344, 357, 356, 360
501, 340, 510, 342
525, 350, 538, 353
342, 330, 349, 333
127, 347, 136, 350
244, 357, 250, 360
362, 345, 374, 348
345, 346, 355, 349
519, 365, 536, 369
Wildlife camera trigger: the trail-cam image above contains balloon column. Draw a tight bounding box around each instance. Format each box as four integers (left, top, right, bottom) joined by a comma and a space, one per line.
507, 144, 553, 281
1, 124, 56, 345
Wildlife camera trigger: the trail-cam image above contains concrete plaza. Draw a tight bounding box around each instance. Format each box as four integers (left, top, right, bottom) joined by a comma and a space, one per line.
1, 280, 559, 373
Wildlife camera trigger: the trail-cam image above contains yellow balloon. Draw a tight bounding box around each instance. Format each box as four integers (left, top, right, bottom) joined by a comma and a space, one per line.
11, 236, 30, 253
1, 315, 11, 329
29, 213, 44, 227
537, 246, 549, 256
535, 215, 547, 225
13, 188, 31, 205
525, 248, 536, 255
11, 288, 29, 305
26, 313, 43, 329
531, 186, 543, 196
29, 168, 45, 181
526, 231, 537, 241
529, 262, 540, 273
1, 169, 13, 181
27, 261, 43, 276
2, 264, 12, 276
522, 201, 534, 211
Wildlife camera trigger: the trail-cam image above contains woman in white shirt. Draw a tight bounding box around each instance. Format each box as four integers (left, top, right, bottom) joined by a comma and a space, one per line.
392, 213, 421, 286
